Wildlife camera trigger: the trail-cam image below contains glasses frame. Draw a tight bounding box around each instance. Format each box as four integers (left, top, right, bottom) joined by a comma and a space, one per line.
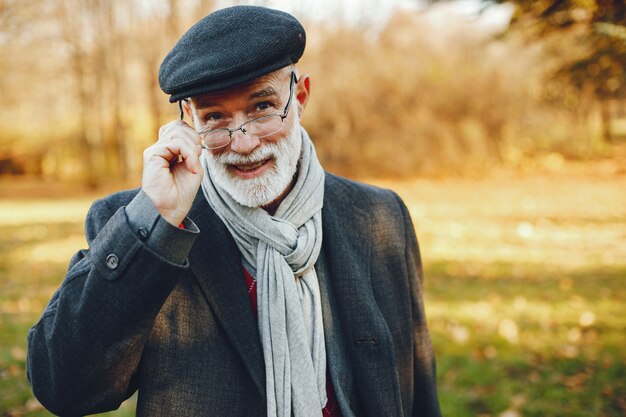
194, 71, 298, 150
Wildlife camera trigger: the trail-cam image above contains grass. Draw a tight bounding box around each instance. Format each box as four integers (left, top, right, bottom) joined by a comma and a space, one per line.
385, 170, 626, 417
0, 198, 137, 416
1, 167, 625, 416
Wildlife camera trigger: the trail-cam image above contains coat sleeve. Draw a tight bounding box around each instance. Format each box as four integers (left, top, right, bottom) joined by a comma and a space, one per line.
26, 193, 197, 416
395, 194, 442, 417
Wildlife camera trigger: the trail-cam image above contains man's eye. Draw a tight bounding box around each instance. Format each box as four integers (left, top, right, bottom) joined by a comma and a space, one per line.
205, 113, 223, 122
255, 101, 275, 112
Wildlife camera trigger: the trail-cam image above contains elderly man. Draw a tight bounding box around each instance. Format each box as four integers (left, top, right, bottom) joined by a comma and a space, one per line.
27, 6, 440, 417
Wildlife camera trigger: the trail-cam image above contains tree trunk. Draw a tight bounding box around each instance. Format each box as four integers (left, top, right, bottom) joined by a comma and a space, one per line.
59, 0, 99, 188
74, 49, 99, 189
146, 53, 164, 139
107, 0, 131, 181
600, 99, 613, 144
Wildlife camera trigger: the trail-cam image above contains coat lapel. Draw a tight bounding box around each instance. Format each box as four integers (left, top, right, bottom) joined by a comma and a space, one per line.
186, 194, 266, 400
321, 174, 403, 416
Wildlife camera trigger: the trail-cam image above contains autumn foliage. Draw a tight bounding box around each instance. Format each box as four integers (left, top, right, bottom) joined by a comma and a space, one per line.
0, 1, 619, 184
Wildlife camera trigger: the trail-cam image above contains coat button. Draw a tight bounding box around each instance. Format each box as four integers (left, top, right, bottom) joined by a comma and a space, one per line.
106, 254, 119, 270
137, 227, 149, 240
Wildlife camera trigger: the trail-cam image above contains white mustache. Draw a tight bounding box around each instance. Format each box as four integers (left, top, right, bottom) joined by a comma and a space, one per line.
212, 143, 278, 165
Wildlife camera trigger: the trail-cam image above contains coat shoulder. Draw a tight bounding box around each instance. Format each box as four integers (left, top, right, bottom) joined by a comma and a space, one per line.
324, 172, 405, 214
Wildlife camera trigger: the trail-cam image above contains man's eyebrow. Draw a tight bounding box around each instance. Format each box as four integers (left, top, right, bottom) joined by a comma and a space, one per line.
191, 98, 217, 110
192, 86, 279, 109
250, 87, 278, 99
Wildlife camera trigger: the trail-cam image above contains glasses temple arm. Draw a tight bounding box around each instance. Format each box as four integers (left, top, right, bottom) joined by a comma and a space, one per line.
281, 72, 298, 119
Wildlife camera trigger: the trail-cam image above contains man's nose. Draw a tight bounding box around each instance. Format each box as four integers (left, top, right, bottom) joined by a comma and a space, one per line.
229, 127, 260, 155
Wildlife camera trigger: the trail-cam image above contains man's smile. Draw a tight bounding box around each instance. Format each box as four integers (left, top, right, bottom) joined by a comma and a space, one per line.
228, 157, 273, 178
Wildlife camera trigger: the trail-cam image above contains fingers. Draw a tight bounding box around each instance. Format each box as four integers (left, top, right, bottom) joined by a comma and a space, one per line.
158, 120, 200, 147
150, 120, 204, 173
147, 140, 202, 174
141, 120, 205, 226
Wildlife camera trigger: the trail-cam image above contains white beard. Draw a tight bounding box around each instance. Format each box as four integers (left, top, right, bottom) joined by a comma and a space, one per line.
202, 122, 303, 208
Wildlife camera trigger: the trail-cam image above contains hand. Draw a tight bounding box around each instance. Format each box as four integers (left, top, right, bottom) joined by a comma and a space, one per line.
142, 120, 204, 226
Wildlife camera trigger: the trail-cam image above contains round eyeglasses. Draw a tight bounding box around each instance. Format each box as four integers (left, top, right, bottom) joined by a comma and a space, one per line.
195, 72, 297, 150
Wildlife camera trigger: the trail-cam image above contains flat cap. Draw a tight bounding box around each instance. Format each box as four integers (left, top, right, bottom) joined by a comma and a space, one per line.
159, 6, 306, 102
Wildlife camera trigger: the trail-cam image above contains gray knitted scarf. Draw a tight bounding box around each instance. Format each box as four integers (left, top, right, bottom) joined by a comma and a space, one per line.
200, 129, 327, 417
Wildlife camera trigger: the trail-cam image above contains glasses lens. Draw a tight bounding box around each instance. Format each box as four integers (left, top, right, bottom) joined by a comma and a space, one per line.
245, 114, 284, 139
201, 129, 231, 149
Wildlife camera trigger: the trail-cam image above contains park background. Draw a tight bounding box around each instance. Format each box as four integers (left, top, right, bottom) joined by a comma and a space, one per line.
0, 0, 624, 416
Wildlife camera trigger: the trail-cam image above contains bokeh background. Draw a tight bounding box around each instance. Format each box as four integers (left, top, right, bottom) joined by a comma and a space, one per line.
1, 0, 625, 416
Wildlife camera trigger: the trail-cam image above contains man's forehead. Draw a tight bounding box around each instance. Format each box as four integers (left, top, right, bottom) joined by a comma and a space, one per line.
191, 69, 289, 108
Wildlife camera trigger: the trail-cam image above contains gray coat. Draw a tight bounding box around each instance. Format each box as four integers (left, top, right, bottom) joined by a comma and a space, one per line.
27, 173, 441, 417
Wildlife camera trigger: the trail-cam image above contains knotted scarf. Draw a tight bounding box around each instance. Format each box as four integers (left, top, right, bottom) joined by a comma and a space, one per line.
200, 128, 327, 417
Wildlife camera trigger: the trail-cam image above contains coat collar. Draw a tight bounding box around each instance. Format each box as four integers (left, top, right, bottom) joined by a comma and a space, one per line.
186, 174, 401, 414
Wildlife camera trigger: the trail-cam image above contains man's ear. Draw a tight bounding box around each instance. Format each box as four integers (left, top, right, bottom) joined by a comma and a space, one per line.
182, 99, 194, 120
295, 73, 311, 118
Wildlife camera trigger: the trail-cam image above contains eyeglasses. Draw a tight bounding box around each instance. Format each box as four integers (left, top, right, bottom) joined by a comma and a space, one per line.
195, 72, 297, 150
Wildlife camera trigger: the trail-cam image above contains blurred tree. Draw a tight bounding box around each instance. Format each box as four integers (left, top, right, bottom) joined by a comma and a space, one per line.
1, 0, 619, 181
133, 0, 190, 140
56, 0, 100, 187
0, 0, 220, 184
491, 0, 626, 143
0, 1, 44, 111
55, 0, 136, 186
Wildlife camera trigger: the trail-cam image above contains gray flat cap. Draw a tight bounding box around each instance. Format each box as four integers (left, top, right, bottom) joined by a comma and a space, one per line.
159, 5, 306, 102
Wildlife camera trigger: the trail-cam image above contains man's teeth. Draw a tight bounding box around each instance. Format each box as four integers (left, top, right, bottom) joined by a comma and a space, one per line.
235, 160, 265, 171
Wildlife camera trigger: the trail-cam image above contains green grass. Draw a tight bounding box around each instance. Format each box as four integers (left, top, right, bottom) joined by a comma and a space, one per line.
426, 262, 625, 417
1, 172, 625, 416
